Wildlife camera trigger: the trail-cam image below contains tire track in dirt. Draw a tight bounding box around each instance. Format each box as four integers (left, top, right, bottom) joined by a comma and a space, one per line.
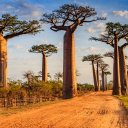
0, 90, 127, 128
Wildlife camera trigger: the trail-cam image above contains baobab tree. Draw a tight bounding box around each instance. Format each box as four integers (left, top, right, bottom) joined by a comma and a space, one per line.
82, 54, 102, 91
104, 71, 111, 90
99, 62, 109, 91
104, 51, 128, 94
0, 14, 42, 87
90, 22, 128, 95
29, 44, 57, 82
41, 4, 105, 99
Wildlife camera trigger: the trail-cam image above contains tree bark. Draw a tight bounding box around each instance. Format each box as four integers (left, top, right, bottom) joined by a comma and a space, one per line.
97, 61, 100, 91
92, 60, 98, 91
112, 36, 121, 95
42, 53, 47, 82
0, 34, 7, 87
105, 74, 108, 90
102, 70, 105, 91
119, 47, 128, 95
62, 27, 77, 99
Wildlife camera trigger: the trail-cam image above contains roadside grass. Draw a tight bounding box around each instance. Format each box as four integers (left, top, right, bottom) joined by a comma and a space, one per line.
0, 99, 67, 116
114, 95, 128, 113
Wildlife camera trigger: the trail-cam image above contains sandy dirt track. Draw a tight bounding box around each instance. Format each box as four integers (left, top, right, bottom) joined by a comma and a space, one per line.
0, 90, 127, 128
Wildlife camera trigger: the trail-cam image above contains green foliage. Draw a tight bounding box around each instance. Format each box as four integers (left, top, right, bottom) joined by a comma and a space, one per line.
0, 14, 43, 38
114, 95, 128, 113
77, 83, 94, 92
107, 84, 113, 90
82, 54, 103, 62
54, 72, 63, 81
29, 44, 58, 56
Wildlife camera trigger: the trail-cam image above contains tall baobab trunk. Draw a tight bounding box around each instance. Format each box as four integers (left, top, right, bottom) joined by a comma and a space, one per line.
97, 61, 100, 91
102, 70, 105, 91
63, 28, 77, 99
113, 36, 121, 95
0, 34, 7, 87
105, 74, 108, 90
42, 53, 47, 82
92, 60, 98, 91
119, 47, 128, 95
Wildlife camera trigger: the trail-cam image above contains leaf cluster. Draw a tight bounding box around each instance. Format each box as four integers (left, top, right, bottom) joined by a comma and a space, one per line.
0, 14, 43, 39
29, 44, 58, 56
41, 4, 106, 28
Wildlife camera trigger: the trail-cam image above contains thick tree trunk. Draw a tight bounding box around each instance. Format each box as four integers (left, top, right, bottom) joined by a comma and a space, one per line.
42, 53, 47, 82
113, 37, 121, 95
102, 70, 105, 91
119, 47, 128, 95
0, 35, 7, 87
105, 74, 108, 90
92, 60, 98, 91
63, 28, 77, 99
97, 62, 100, 91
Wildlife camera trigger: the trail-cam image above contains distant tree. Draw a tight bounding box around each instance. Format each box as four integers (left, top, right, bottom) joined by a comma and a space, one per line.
41, 4, 106, 99
54, 72, 63, 82
104, 71, 111, 90
90, 22, 128, 95
0, 14, 42, 87
23, 70, 34, 90
29, 44, 57, 82
82, 54, 102, 91
99, 62, 109, 91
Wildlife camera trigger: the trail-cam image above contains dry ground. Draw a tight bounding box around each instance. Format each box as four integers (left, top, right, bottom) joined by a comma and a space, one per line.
0, 90, 127, 128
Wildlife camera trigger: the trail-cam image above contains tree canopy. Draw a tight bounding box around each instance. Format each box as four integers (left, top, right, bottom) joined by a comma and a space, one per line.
29, 44, 58, 56
41, 4, 106, 32
0, 13, 43, 40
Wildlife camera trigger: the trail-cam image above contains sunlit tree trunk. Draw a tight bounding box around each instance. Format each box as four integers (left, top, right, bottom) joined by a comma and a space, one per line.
92, 60, 98, 91
42, 53, 47, 82
102, 70, 105, 91
0, 34, 7, 87
119, 47, 128, 95
113, 36, 121, 95
63, 28, 77, 99
105, 74, 108, 90
97, 61, 100, 91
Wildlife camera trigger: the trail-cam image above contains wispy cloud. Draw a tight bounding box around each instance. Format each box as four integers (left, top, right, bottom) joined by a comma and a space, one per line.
73, 0, 88, 6
102, 12, 107, 17
40, 40, 48, 44
113, 10, 128, 19
9, 44, 24, 49
0, 0, 44, 20
57, 42, 62, 46
86, 28, 96, 33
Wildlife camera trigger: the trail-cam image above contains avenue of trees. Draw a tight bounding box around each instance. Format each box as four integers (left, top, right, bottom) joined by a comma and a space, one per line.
0, 3, 128, 101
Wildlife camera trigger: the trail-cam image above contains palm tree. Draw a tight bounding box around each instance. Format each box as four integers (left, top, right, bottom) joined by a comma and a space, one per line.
41, 4, 105, 99
29, 44, 57, 82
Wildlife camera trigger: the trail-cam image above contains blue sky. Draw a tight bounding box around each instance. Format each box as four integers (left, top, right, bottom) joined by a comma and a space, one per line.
0, 0, 128, 84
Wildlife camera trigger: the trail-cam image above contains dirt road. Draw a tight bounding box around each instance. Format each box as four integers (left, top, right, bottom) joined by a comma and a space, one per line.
0, 90, 127, 128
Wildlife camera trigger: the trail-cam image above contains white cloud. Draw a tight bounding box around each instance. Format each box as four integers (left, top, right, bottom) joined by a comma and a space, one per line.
10, 44, 24, 49
113, 10, 128, 19
102, 12, 107, 17
76, 47, 86, 52
85, 47, 100, 53
73, 0, 88, 6
6, 5, 13, 9
8, 49, 13, 53
94, 22, 106, 30
57, 42, 62, 46
87, 28, 96, 33
40, 40, 48, 44
75, 38, 80, 41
